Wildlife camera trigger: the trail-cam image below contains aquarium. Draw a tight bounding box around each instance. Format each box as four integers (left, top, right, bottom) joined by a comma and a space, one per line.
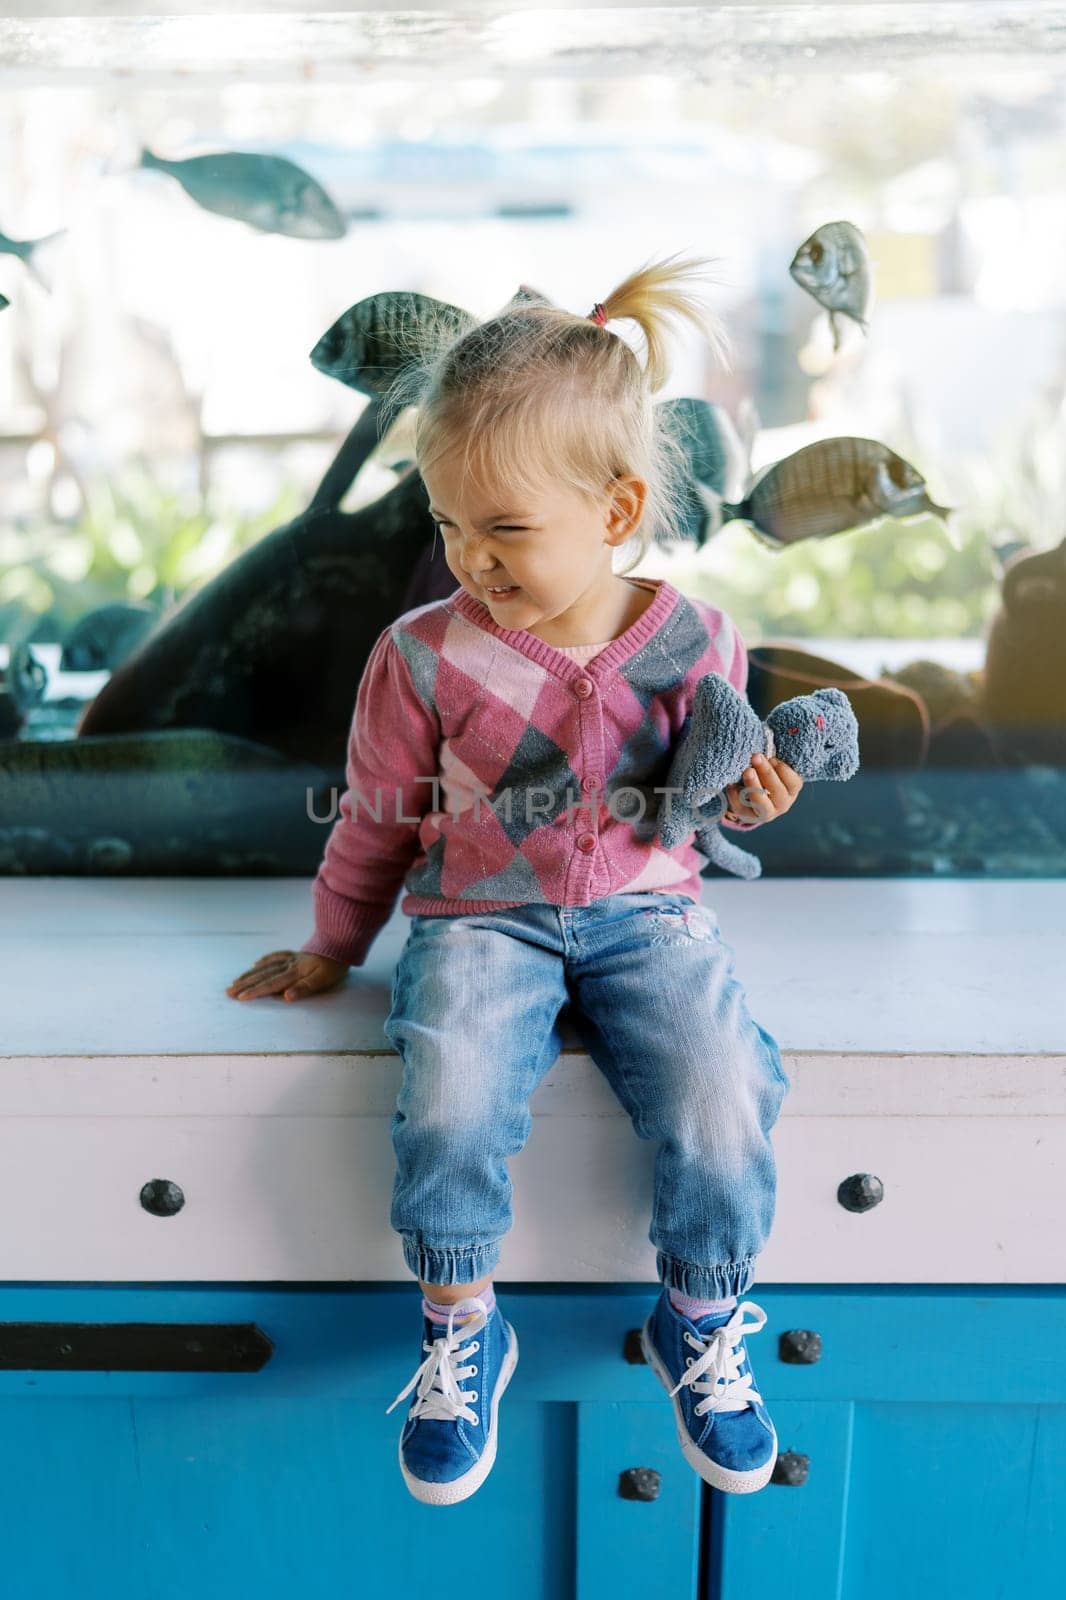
1, 1, 1065, 879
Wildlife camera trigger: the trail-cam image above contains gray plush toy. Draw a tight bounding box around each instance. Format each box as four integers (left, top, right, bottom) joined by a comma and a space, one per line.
653, 673, 861, 880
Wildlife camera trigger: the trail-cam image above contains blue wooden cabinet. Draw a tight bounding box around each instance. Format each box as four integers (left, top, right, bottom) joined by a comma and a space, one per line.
711, 1286, 1066, 1599
1, 1282, 1062, 1598
5, 880, 1064, 1596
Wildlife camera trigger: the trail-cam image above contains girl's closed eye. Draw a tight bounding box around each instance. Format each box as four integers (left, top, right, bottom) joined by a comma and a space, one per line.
434, 522, 527, 535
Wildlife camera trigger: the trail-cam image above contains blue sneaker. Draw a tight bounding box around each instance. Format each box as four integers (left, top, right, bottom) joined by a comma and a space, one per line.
385, 1294, 519, 1505
641, 1291, 778, 1493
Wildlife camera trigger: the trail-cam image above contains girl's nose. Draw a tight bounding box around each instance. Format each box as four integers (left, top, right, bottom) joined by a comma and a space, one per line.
458, 539, 483, 568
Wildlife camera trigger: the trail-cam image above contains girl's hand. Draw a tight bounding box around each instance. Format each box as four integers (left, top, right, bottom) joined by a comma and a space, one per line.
226, 949, 349, 1002
722, 752, 804, 829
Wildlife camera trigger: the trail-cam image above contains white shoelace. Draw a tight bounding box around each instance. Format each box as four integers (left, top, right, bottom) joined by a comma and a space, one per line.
667, 1300, 767, 1416
384, 1295, 491, 1424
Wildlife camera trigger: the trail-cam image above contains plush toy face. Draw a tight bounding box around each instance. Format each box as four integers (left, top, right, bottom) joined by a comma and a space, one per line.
768, 687, 860, 781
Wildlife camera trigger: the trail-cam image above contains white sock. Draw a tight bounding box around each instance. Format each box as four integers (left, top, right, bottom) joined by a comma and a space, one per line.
423, 1282, 496, 1326
668, 1287, 737, 1319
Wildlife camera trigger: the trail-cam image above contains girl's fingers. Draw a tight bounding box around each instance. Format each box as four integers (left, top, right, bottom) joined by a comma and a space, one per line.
227, 953, 286, 979
738, 767, 774, 811
245, 950, 293, 975
235, 975, 290, 999
238, 950, 293, 976
773, 758, 804, 797
748, 757, 785, 801
227, 961, 293, 997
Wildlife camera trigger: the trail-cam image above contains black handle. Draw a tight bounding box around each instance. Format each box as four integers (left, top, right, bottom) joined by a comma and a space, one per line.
0, 1321, 274, 1371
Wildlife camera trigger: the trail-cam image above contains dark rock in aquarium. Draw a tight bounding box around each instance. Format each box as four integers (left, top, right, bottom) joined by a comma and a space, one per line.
982, 534, 1066, 768
75, 398, 455, 771
925, 708, 1003, 769
746, 643, 930, 768
881, 658, 980, 728
0, 728, 339, 875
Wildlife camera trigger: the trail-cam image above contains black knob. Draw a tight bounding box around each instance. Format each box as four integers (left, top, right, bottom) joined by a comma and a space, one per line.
139, 1179, 185, 1217
618, 1466, 661, 1501
779, 1329, 823, 1364
623, 1328, 647, 1363
837, 1173, 884, 1212
771, 1451, 809, 1486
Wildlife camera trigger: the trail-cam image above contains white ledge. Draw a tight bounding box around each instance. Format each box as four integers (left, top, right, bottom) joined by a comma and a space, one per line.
4, 876, 1065, 1060
2, 877, 1064, 1285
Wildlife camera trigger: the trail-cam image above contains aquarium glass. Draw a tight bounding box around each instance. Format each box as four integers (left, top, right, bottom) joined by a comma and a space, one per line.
2, 2, 1064, 880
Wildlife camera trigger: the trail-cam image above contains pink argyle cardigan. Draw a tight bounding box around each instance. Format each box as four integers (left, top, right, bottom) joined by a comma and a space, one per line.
300, 576, 755, 967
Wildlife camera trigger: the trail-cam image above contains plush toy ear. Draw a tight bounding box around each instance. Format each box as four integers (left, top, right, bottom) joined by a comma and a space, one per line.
823, 745, 859, 779
812, 687, 853, 712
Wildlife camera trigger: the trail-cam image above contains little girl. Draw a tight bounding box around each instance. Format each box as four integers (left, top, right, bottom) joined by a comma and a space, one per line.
226, 252, 803, 1507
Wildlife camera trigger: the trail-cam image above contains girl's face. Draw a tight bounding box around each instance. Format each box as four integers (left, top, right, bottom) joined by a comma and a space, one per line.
423, 454, 645, 639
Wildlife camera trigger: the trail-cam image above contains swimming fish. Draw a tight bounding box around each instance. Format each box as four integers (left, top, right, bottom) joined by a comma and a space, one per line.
662, 397, 753, 502
659, 397, 757, 547
707, 436, 953, 549
61, 601, 161, 672
310, 291, 476, 399
508, 283, 554, 308
990, 536, 1032, 582
789, 221, 873, 351
0, 226, 66, 293
139, 147, 346, 240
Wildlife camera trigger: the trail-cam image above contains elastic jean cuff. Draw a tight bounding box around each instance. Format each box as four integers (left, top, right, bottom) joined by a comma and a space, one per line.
656, 1252, 758, 1300
401, 1238, 503, 1286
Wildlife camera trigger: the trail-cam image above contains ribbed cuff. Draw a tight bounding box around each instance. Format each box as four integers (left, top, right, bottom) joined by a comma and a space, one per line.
298, 881, 393, 968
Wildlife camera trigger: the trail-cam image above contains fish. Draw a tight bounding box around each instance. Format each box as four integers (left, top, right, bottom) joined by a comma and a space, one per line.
659, 397, 758, 547
990, 536, 1032, 582
705, 436, 953, 549
61, 602, 161, 673
0, 226, 67, 293
789, 221, 873, 352
139, 147, 346, 240
508, 283, 554, 308
310, 291, 477, 401
662, 397, 753, 501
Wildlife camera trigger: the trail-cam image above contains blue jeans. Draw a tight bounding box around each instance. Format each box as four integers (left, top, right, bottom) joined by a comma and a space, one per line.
383, 891, 790, 1299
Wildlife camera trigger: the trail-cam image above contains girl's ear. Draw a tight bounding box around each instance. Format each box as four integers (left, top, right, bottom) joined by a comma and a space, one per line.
604, 475, 647, 542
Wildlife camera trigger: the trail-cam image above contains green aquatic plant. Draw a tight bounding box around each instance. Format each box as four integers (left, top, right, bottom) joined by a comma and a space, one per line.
1, 462, 304, 648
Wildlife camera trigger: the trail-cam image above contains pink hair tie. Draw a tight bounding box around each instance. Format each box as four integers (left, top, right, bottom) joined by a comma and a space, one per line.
588, 302, 608, 326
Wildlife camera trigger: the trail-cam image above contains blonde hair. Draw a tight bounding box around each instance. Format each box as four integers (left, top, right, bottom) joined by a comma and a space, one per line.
380, 251, 731, 574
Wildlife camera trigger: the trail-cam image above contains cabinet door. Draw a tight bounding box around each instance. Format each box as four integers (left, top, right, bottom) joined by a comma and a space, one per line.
576, 1401, 702, 1596
711, 1289, 1066, 1599
0, 1285, 702, 1600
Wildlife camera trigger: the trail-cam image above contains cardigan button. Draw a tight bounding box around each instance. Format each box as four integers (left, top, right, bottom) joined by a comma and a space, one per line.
581, 774, 601, 792
576, 831, 597, 852
573, 677, 594, 698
